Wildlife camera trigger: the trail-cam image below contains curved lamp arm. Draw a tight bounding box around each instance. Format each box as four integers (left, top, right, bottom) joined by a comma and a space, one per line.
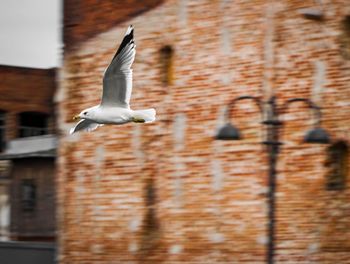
224, 95, 263, 122
279, 98, 330, 144
216, 95, 263, 140
280, 98, 322, 126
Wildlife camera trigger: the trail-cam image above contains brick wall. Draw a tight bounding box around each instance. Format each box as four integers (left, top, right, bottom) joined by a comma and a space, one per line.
0, 66, 56, 141
63, 0, 164, 50
58, 0, 350, 263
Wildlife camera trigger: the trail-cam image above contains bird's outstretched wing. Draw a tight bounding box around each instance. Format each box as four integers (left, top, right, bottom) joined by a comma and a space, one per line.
70, 119, 103, 134
101, 25, 136, 108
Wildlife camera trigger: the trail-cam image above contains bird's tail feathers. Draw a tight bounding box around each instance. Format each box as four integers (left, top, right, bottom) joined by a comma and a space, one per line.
132, 109, 156, 123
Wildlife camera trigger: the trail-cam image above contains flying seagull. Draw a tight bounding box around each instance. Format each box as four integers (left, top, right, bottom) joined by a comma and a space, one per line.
70, 25, 156, 134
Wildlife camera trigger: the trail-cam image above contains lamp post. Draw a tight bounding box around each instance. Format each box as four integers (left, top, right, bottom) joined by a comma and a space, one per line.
215, 95, 330, 264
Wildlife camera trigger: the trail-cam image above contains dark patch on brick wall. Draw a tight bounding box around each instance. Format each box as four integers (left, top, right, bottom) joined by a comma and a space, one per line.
159, 45, 174, 86
325, 141, 348, 191
340, 16, 350, 59
139, 174, 162, 260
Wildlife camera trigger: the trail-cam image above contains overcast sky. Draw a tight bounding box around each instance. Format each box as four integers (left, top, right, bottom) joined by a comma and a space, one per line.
0, 0, 62, 69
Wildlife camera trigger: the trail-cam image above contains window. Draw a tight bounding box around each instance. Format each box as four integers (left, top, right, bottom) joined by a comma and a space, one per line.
18, 112, 49, 138
21, 179, 36, 211
325, 141, 348, 190
340, 16, 350, 60
0, 110, 5, 151
160, 45, 174, 85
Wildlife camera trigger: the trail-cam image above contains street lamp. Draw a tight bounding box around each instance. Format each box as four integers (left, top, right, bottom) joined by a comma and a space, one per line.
215, 95, 330, 264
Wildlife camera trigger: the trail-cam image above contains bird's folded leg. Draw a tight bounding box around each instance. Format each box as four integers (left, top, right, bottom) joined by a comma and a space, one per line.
131, 117, 145, 123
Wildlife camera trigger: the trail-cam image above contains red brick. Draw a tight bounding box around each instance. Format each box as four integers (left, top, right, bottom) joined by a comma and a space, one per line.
58, 0, 350, 263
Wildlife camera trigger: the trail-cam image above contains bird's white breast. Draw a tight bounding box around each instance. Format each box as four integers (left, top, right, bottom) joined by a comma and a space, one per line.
94, 106, 133, 124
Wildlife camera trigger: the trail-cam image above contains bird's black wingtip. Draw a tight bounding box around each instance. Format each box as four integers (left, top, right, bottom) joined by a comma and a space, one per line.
125, 25, 134, 37
112, 25, 135, 59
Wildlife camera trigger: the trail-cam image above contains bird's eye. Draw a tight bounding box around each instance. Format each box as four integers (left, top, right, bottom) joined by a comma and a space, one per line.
83, 112, 88, 115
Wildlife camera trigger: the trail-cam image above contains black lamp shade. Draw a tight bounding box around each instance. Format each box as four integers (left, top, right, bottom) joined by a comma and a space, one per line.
215, 123, 241, 140
304, 127, 330, 144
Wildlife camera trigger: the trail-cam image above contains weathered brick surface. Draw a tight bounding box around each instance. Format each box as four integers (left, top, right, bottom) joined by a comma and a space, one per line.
64, 0, 164, 50
58, 0, 350, 263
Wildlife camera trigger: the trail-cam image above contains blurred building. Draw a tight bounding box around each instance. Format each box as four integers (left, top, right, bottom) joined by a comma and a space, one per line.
0, 65, 57, 242
58, 0, 350, 263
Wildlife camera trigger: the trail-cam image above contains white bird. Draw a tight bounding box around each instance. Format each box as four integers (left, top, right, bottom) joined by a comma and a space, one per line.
70, 25, 156, 134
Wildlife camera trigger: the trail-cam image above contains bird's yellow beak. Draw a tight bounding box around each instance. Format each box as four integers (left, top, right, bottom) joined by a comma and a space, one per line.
73, 115, 80, 120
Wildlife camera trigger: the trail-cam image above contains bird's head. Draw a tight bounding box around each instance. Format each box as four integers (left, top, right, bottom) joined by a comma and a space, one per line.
73, 107, 95, 121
